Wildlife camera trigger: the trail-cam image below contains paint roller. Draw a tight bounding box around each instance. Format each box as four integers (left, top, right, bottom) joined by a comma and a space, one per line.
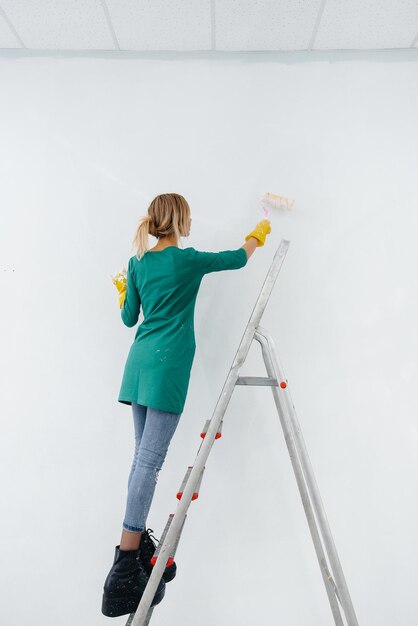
261, 191, 295, 220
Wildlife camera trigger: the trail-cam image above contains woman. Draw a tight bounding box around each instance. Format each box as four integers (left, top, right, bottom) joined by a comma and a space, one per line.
102, 193, 271, 618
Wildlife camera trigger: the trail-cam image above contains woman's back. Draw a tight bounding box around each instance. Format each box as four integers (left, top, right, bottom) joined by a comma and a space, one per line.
118, 246, 248, 414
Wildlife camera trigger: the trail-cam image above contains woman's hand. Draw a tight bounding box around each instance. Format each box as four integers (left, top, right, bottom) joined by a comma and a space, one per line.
111, 269, 127, 309
244, 218, 271, 247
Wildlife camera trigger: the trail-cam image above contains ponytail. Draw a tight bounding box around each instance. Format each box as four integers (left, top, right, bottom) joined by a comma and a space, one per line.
132, 215, 151, 262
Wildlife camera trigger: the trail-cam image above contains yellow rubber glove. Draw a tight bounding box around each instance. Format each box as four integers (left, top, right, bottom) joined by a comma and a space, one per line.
245, 218, 272, 247
111, 269, 127, 309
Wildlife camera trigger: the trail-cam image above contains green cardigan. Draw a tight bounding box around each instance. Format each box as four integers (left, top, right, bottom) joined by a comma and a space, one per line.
118, 246, 248, 414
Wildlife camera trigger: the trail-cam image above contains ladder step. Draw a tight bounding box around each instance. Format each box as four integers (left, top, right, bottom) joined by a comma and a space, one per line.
200, 418, 223, 439
236, 376, 282, 386
150, 513, 186, 567
176, 465, 205, 500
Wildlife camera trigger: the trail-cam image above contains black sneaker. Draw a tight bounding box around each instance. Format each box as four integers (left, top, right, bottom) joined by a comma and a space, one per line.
139, 528, 177, 583
101, 544, 166, 617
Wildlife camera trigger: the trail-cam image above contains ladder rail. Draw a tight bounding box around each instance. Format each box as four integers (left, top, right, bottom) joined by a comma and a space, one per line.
254, 328, 345, 625
129, 240, 290, 625
256, 326, 359, 626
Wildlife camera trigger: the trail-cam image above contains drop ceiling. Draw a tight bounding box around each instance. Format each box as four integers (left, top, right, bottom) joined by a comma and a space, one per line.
0, 0, 417, 52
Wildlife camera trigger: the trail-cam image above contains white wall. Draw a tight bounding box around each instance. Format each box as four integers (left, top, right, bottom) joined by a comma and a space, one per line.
1, 50, 417, 626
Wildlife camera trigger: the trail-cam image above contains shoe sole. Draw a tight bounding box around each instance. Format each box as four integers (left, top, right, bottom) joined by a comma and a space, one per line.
101, 585, 165, 617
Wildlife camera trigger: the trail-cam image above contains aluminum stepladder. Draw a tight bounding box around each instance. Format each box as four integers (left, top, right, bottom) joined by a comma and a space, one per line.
127, 239, 359, 626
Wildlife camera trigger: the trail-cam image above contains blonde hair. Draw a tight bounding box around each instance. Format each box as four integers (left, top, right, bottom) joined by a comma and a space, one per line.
132, 193, 191, 261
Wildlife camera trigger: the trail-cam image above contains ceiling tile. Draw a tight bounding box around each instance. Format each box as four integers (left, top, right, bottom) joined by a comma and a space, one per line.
215, 0, 323, 50
0, 0, 115, 49
314, 0, 418, 49
106, 0, 211, 50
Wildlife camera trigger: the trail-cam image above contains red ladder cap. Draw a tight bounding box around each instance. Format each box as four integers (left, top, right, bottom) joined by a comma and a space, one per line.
176, 492, 199, 500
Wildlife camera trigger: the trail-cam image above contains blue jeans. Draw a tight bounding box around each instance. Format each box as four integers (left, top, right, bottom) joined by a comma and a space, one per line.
122, 403, 182, 533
